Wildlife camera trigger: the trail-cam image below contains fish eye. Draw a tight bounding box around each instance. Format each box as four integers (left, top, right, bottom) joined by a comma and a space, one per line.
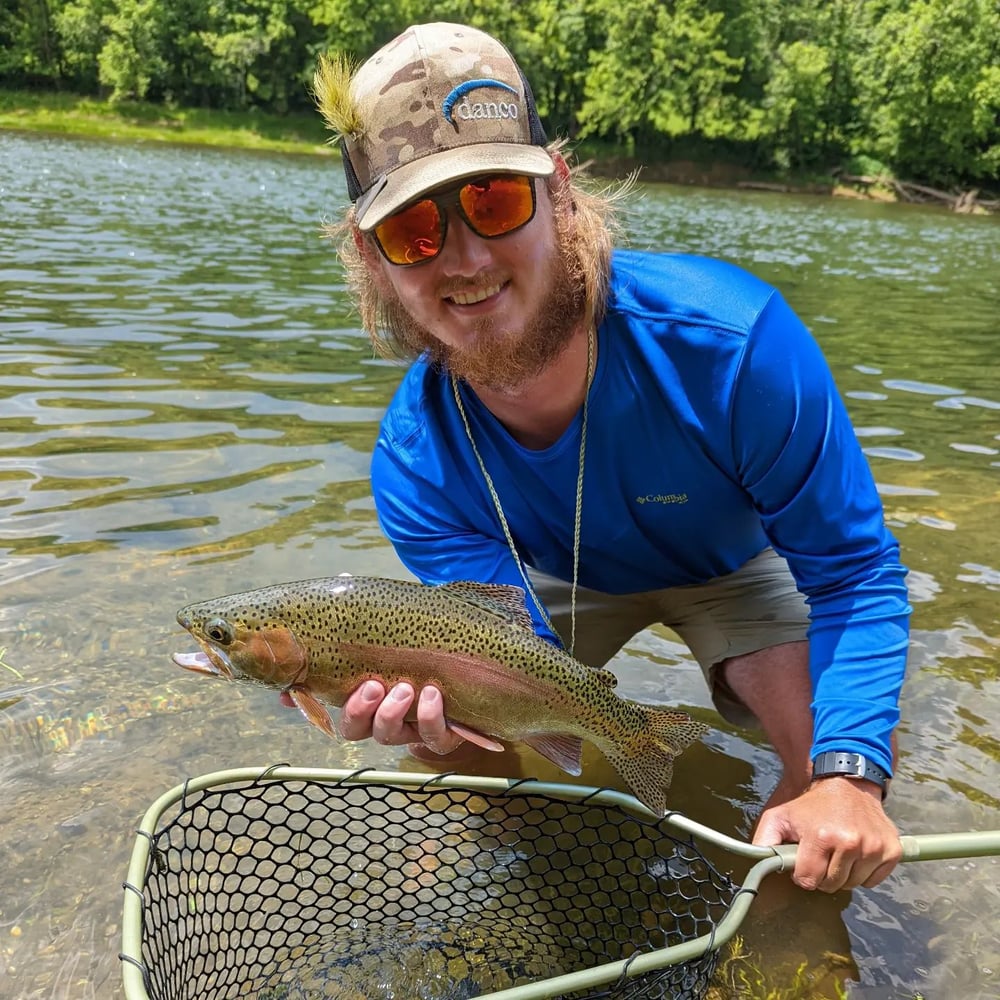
204, 618, 235, 645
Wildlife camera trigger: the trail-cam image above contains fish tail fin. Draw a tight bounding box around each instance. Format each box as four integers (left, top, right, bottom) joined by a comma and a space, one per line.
600, 707, 708, 817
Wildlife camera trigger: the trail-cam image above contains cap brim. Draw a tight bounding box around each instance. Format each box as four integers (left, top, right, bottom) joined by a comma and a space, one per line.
354, 144, 555, 231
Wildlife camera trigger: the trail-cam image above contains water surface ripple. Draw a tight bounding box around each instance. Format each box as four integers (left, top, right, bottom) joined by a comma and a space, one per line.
1, 131, 998, 999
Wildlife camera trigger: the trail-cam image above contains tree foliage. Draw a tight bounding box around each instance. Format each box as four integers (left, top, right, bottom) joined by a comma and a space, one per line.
3, 0, 998, 186
854, 0, 1000, 185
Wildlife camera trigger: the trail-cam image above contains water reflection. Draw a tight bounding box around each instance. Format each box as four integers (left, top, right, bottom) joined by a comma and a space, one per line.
1, 130, 999, 999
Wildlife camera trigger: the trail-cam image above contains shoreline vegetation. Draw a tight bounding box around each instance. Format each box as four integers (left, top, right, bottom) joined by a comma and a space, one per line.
3, 89, 997, 216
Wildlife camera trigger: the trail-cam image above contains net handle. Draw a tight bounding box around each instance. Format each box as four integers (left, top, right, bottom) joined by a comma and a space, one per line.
766, 827, 1000, 873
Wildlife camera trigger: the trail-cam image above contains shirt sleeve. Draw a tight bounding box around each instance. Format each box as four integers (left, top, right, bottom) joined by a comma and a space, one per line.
730, 291, 911, 775
371, 430, 563, 645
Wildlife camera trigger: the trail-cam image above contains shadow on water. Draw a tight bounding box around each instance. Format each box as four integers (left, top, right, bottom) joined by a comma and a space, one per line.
1, 131, 998, 998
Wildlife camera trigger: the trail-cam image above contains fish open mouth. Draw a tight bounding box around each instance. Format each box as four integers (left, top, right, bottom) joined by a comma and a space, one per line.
172, 646, 235, 679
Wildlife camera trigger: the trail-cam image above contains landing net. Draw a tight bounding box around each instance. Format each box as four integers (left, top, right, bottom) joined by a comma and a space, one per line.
121, 766, 755, 1000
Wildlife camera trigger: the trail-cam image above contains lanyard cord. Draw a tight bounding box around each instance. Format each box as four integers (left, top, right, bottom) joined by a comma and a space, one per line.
450, 325, 594, 655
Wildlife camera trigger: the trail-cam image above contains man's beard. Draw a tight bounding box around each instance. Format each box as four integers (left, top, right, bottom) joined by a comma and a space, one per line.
382, 237, 587, 393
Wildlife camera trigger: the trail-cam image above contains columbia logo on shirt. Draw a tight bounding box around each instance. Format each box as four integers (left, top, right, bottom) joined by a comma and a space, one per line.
636, 493, 689, 505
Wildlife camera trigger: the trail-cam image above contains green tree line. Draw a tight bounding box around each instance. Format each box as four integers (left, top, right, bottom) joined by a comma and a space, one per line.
2, 0, 998, 187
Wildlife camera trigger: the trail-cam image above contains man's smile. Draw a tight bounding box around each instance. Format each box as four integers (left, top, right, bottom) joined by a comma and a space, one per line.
446, 282, 504, 306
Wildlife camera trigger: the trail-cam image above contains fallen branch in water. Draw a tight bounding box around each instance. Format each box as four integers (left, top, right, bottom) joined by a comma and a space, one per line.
832, 170, 997, 214
890, 179, 996, 213
736, 180, 791, 192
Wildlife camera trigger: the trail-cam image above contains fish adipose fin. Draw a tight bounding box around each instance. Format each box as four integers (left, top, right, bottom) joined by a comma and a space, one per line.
524, 734, 584, 775
601, 707, 709, 817
286, 685, 340, 740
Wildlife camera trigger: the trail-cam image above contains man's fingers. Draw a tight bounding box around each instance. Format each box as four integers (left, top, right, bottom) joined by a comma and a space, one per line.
789, 837, 835, 892
750, 811, 786, 849
815, 853, 857, 894
337, 680, 502, 757
854, 836, 902, 890
337, 680, 386, 739
861, 855, 899, 889
415, 686, 464, 754
794, 836, 901, 893
371, 683, 417, 744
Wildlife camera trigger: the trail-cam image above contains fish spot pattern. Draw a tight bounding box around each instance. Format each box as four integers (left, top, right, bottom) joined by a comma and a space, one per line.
175, 576, 709, 815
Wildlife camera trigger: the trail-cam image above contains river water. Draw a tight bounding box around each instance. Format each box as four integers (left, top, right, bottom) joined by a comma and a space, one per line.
0, 129, 998, 999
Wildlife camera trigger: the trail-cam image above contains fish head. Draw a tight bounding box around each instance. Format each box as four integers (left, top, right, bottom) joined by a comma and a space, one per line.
172, 589, 309, 691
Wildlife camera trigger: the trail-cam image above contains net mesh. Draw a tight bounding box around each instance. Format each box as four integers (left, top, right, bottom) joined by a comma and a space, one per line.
125, 773, 738, 1000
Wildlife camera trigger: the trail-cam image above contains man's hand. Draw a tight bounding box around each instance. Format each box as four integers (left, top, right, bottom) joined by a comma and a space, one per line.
752, 776, 902, 892
338, 680, 503, 757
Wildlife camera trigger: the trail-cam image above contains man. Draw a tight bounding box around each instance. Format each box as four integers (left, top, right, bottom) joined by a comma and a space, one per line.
314, 22, 910, 893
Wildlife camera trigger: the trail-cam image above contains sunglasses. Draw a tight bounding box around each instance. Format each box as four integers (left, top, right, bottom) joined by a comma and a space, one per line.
372, 174, 537, 266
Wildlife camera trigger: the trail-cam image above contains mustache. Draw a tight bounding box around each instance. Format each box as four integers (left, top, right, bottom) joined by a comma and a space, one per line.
436, 271, 509, 299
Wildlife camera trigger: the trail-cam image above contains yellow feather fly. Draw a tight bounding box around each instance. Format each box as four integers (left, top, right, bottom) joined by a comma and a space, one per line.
312, 52, 364, 144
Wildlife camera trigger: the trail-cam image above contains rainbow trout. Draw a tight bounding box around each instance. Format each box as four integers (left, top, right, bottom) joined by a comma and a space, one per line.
172, 574, 708, 815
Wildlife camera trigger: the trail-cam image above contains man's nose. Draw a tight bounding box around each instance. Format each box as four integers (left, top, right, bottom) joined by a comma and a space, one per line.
437, 207, 494, 274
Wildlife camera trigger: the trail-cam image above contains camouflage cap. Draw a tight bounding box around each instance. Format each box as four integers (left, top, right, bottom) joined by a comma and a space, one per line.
343, 22, 554, 231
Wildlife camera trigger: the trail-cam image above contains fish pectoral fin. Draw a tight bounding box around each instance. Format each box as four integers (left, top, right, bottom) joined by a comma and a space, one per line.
286, 686, 339, 740
523, 734, 584, 776
445, 719, 505, 753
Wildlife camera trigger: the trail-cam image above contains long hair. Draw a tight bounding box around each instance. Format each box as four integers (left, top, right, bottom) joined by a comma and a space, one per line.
324, 143, 628, 360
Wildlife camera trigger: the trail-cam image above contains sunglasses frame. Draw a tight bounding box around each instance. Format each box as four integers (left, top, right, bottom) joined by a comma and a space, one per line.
372, 174, 538, 267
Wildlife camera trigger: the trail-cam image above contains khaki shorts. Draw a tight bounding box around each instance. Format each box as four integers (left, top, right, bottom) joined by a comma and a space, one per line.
527, 547, 810, 728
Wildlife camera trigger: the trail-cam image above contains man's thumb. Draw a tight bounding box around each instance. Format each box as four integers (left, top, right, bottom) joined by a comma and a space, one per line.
751, 808, 790, 847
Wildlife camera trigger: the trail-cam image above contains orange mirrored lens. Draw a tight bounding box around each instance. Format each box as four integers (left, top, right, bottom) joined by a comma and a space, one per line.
374, 199, 444, 265
459, 176, 535, 237
373, 175, 536, 266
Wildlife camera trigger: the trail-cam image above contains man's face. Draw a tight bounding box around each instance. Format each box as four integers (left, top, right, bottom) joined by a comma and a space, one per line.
367, 176, 585, 392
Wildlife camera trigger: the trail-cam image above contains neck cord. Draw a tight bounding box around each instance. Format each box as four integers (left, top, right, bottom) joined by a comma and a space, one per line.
450, 325, 594, 655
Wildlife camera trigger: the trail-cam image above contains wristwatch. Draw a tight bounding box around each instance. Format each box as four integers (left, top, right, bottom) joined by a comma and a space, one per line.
811, 751, 890, 799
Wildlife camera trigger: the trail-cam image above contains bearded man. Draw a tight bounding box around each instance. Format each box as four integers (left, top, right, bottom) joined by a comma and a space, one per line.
316, 22, 910, 893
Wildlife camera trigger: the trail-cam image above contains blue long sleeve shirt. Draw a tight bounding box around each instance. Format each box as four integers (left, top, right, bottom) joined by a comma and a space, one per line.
371, 250, 910, 774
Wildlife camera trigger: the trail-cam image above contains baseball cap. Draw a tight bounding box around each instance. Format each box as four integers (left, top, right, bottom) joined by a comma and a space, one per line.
335, 22, 554, 231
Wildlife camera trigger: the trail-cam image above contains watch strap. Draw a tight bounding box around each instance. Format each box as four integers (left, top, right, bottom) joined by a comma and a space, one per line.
811, 751, 889, 798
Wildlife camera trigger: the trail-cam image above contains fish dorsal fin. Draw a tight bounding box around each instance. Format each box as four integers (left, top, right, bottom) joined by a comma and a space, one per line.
437, 581, 535, 630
